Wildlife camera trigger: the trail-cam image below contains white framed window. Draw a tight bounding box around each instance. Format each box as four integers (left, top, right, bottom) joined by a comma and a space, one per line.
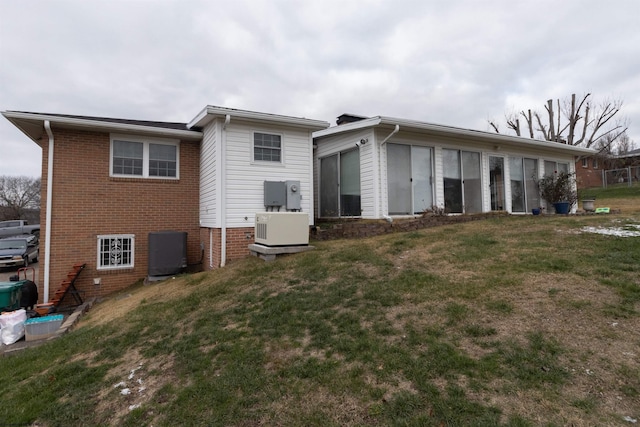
110, 135, 179, 179
253, 132, 282, 163
97, 234, 135, 270
592, 158, 598, 169
544, 160, 569, 176
582, 158, 588, 168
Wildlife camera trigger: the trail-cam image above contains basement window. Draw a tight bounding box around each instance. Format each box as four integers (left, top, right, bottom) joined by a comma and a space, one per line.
111, 135, 179, 178
97, 234, 135, 270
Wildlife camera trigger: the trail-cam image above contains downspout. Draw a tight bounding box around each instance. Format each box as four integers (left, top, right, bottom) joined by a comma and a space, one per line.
220, 114, 230, 267
379, 125, 400, 223
43, 120, 54, 302
380, 125, 400, 147
209, 229, 213, 269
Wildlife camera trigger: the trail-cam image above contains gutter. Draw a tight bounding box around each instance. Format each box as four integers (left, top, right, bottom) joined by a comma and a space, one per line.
220, 114, 231, 267
43, 120, 54, 303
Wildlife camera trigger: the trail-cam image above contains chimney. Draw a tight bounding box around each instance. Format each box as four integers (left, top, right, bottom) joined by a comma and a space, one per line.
336, 113, 368, 125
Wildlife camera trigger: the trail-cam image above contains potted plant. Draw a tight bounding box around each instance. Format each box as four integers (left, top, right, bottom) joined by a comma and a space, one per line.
536, 171, 578, 214
578, 189, 596, 212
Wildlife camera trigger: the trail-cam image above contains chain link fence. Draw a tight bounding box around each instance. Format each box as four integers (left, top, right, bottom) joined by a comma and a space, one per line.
602, 166, 640, 188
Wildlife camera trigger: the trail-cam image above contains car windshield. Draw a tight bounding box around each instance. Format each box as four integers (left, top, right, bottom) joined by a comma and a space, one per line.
0, 240, 26, 250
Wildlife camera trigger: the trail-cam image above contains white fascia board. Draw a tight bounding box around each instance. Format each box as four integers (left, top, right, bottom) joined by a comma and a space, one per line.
2, 111, 203, 141
188, 105, 329, 131
312, 114, 595, 155
312, 117, 382, 139
376, 116, 597, 155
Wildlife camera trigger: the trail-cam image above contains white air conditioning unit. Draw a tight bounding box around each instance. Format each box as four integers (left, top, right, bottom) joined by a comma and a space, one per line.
255, 212, 309, 246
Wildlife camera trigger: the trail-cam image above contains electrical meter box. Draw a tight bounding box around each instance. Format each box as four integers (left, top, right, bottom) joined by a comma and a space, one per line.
264, 180, 301, 210
285, 180, 301, 210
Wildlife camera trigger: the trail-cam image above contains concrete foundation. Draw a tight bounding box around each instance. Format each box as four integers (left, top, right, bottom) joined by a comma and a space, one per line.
248, 243, 315, 262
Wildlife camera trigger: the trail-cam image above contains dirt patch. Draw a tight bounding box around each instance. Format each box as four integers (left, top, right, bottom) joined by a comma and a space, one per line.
93, 348, 180, 426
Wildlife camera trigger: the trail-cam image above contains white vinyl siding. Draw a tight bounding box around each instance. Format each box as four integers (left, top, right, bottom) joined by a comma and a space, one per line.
200, 122, 219, 227
224, 122, 314, 227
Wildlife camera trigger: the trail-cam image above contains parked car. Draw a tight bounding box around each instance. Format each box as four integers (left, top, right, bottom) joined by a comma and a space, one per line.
0, 220, 40, 238
0, 235, 39, 269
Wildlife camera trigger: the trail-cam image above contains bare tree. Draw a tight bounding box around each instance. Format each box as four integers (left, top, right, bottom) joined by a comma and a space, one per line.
0, 176, 41, 220
614, 132, 635, 155
490, 93, 628, 149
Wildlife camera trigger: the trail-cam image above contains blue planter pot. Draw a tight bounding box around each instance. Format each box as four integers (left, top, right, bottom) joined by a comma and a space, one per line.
532, 208, 541, 215
553, 202, 570, 215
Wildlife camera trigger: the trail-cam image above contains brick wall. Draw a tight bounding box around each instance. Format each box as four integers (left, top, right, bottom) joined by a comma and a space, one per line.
36, 126, 201, 303
200, 226, 254, 269
312, 214, 496, 241
575, 158, 603, 189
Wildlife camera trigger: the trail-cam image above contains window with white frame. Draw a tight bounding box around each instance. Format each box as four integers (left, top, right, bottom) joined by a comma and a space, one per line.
111, 136, 179, 178
592, 158, 598, 169
97, 234, 135, 270
582, 158, 588, 168
253, 132, 282, 162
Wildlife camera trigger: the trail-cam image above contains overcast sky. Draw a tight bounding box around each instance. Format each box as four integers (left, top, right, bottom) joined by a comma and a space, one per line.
1, 0, 639, 177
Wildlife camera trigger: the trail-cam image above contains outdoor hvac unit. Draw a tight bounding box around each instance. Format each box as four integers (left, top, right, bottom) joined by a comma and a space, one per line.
254, 212, 309, 246
148, 231, 187, 279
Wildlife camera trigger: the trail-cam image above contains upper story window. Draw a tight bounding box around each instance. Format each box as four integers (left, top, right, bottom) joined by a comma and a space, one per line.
592, 158, 598, 169
110, 135, 179, 179
582, 158, 588, 168
253, 132, 282, 162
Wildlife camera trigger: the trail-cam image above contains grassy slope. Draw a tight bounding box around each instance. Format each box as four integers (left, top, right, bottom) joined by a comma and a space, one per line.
0, 210, 639, 426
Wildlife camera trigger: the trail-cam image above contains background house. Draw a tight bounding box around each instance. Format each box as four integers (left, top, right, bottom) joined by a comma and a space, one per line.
313, 115, 596, 219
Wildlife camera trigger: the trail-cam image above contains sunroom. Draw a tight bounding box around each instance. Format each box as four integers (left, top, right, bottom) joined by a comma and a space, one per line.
313, 115, 595, 219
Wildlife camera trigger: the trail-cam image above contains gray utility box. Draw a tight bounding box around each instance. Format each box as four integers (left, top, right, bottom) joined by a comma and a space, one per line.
285, 180, 301, 210
148, 231, 187, 278
264, 181, 287, 208
264, 180, 301, 210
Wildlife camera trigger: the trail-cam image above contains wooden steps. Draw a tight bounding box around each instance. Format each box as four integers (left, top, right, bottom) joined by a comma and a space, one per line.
35, 263, 86, 315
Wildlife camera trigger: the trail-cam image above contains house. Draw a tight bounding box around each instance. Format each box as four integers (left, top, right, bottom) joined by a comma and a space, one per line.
575, 154, 604, 189
576, 148, 640, 189
3, 106, 598, 304
313, 114, 596, 218
2, 107, 329, 304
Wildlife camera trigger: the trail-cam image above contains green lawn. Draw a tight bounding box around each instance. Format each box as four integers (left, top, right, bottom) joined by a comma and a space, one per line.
1, 213, 639, 426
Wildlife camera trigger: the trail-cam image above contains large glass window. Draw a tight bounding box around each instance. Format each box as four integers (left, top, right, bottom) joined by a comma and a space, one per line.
489, 156, 505, 211
320, 149, 361, 217
339, 149, 361, 216
443, 149, 463, 213
511, 157, 539, 212
387, 144, 434, 215
443, 149, 481, 213
544, 160, 569, 176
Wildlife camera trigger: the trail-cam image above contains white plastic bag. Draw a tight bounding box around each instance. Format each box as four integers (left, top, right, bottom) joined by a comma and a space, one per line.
0, 309, 27, 345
